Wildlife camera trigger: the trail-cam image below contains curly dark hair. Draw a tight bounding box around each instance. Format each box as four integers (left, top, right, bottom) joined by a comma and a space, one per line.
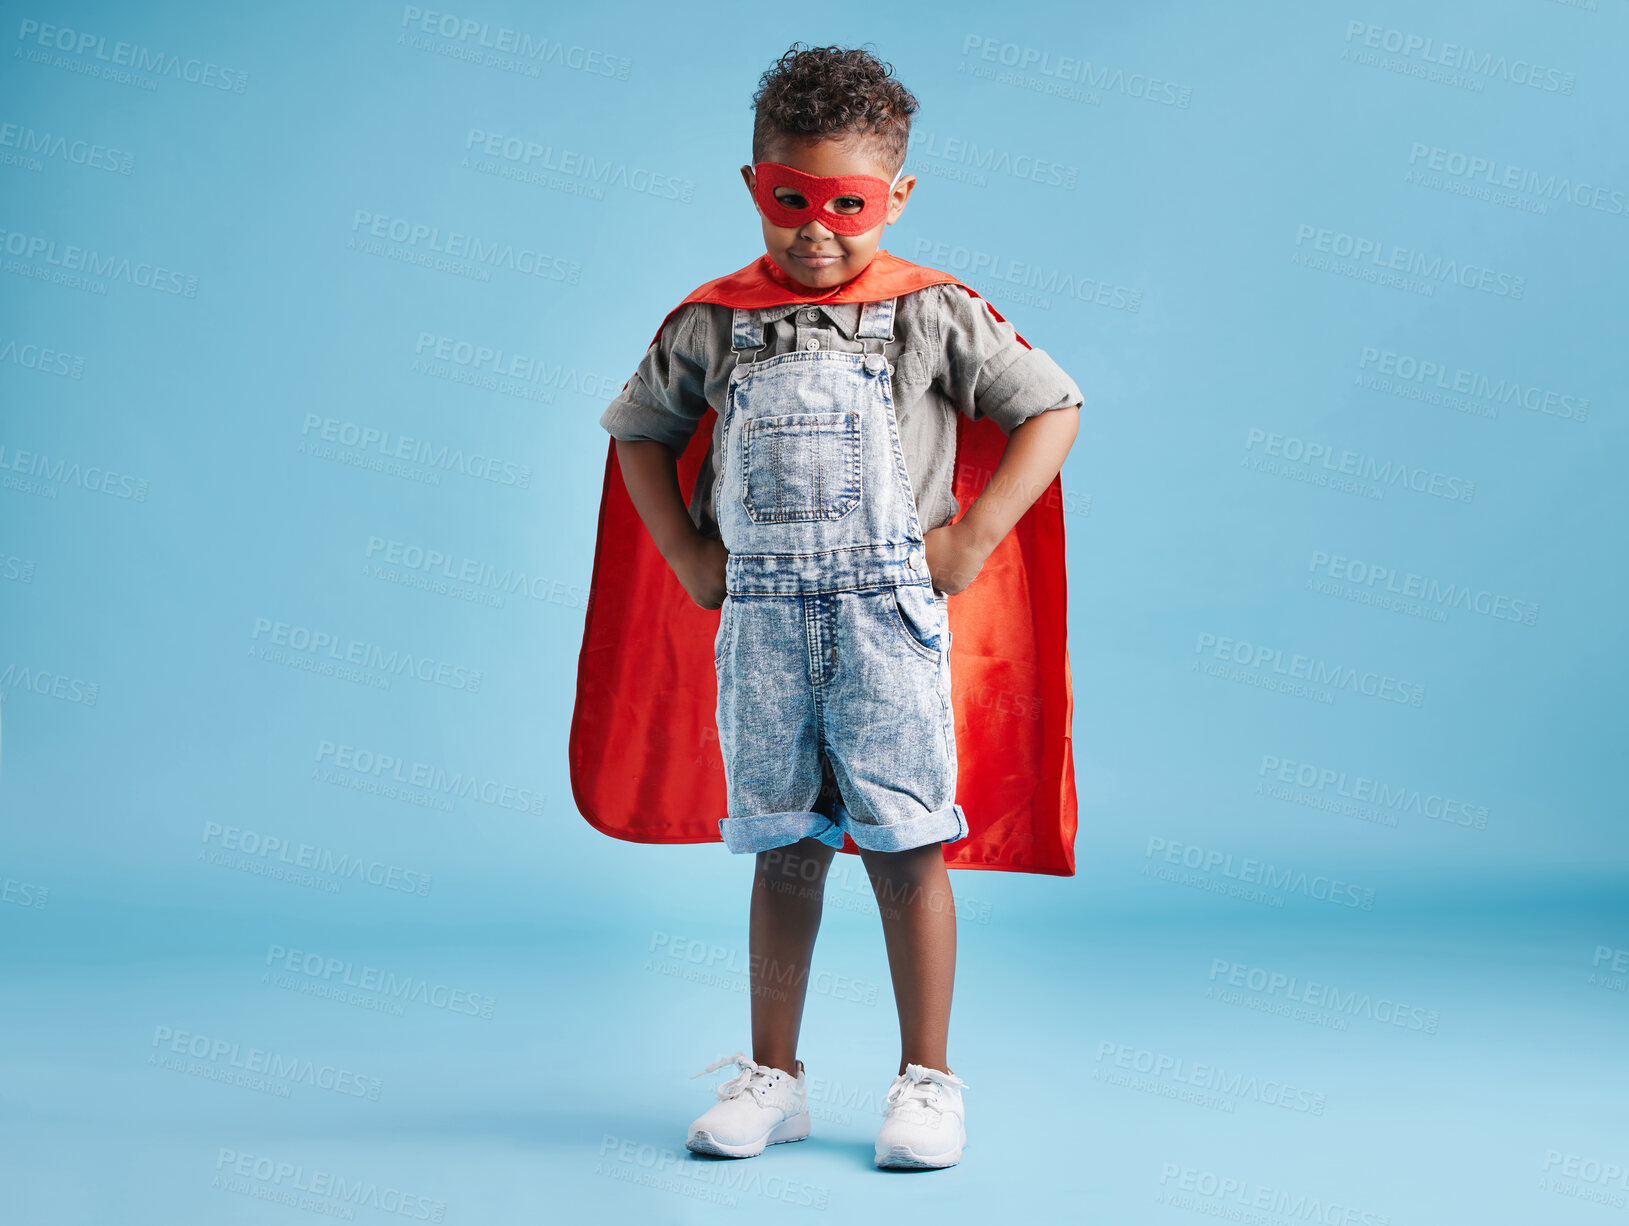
750, 43, 918, 175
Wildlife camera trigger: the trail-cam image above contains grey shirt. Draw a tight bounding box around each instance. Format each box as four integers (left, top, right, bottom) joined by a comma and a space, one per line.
599, 280, 1083, 539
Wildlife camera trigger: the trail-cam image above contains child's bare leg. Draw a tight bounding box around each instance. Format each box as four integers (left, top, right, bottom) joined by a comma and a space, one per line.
750, 836, 838, 1074
858, 843, 957, 1075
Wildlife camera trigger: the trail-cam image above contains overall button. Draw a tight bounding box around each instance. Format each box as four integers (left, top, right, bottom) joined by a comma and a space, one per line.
863, 353, 885, 373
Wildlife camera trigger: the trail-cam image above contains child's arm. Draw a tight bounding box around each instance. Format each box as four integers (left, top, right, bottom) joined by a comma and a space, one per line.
616, 438, 728, 609
600, 303, 726, 608
928, 406, 1079, 594
921, 285, 1085, 595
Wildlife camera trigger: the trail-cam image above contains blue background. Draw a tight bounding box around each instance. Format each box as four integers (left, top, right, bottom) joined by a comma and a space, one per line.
3, 1, 1625, 1222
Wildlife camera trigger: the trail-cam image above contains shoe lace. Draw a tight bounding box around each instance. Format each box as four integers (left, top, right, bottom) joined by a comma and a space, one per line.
884, 1064, 968, 1114
690, 1051, 780, 1102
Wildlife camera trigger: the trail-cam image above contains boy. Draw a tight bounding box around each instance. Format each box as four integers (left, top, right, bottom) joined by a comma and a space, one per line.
584, 44, 1081, 1171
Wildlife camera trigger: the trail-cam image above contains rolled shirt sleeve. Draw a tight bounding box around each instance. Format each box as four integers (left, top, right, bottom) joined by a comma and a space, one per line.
932, 285, 1083, 433
599, 302, 712, 454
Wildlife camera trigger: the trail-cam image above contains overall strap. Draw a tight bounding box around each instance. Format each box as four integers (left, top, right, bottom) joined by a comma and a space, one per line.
856, 296, 896, 357
731, 306, 764, 366
857, 296, 897, 341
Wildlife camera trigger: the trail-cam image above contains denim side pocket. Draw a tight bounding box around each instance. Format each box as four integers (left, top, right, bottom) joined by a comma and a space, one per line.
888, 585, 944, 662
713, 595, 733, 667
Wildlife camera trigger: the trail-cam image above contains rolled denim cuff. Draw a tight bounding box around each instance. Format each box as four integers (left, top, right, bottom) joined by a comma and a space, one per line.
718, 810, 846, 854
843, 802, 968, 853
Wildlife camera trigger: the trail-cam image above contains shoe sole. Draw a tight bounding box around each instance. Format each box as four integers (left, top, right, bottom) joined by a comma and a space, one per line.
687, 1110, 810, 1158
874, 1138, 965, 1170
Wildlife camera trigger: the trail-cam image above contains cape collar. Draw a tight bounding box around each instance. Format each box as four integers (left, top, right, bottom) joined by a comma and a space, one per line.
676, 249, 963, 311
640, 249, 1030, 355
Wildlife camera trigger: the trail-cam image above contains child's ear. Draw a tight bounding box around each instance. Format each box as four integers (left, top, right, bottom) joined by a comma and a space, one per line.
887, 176, 916, 224
740, 165, 764, 215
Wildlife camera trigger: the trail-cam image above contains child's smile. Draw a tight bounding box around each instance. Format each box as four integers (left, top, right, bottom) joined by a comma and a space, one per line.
740, 139, 915, 290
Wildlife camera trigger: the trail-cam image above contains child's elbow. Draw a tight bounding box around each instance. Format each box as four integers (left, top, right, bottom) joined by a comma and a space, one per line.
1029, 402, 1080, 437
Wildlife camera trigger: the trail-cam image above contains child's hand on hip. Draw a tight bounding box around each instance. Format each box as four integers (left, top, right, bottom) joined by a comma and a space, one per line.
923, 521, 990, 596
673, 534, 729, 609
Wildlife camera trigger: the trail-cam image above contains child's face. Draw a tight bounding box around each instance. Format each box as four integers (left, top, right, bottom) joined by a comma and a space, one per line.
740, 138, 915, 290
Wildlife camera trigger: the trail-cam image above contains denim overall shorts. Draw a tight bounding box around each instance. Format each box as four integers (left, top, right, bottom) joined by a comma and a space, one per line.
712, 295, 969, 855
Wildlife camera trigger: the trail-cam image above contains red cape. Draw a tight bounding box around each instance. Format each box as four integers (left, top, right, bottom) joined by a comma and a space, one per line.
570, 249, 1077, 875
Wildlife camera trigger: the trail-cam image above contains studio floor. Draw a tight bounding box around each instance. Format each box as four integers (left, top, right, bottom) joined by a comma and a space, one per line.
3, 865, 1622, 1225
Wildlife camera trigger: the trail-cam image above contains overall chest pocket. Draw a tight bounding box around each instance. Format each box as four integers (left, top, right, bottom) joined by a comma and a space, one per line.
740, 410, 862, 523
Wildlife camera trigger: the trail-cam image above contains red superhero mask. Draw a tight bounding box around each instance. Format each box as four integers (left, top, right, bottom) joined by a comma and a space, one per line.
749, 161, 904, 235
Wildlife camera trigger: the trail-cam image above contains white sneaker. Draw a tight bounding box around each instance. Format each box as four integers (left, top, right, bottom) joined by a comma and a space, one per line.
686, 1051, 811, 1158
874, 1063, 968, 1169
